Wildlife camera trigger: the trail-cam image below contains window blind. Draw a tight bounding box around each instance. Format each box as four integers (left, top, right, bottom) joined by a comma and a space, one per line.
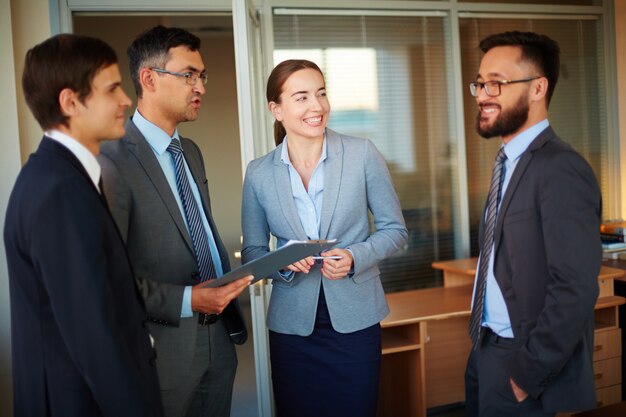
459, 17, 608, 255
273, 13, 459, 292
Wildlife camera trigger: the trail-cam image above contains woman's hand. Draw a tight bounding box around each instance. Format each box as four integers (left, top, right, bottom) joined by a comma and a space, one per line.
320, 248, 353, 280
284, 256, 315, 274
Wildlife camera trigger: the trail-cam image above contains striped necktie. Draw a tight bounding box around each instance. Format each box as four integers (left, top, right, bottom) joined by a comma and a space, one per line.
167, 138, 216, 282
468, 147, 507, 349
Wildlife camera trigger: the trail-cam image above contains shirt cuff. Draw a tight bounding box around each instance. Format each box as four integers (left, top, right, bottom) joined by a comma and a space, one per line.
278, 269, 295, 282
181, 286, 193, 318
347, 248, 355, 277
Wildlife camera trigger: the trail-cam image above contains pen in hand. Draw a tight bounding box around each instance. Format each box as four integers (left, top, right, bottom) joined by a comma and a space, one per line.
312, 256, 342, 260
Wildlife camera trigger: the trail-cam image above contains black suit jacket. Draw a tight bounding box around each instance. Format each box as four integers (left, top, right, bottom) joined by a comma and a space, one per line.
4, 138, 163, 417
481, 126, 601, 412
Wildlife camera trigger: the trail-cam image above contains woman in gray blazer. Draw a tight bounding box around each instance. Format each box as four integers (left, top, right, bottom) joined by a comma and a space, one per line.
242, 60, 407, 417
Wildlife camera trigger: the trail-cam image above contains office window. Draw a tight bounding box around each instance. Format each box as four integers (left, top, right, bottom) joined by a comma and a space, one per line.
460, 17, 608, 255
274, 13, 459, 291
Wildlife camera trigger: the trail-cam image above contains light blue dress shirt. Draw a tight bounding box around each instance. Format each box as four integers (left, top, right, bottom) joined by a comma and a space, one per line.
277, 135, 327, 280
132, 109, 223, 318
280, 136, 327, 241
479, 119, 550, 337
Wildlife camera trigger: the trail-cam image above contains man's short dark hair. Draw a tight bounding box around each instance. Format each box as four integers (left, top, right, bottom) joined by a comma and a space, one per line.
127, 25, 201, 98
22, 34, 118, 130
479, 31, 560, 106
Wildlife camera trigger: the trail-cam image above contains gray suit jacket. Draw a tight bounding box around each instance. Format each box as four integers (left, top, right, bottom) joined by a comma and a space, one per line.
242, 128, 408, 336
98, 120, 247, 390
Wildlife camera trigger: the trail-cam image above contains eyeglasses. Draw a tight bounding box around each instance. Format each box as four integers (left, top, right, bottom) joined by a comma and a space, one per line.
151, 68, 208, 86
469, 76, 540, 97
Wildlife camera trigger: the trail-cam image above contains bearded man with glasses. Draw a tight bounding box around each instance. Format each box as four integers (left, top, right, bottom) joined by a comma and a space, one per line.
464, 31, 602, 417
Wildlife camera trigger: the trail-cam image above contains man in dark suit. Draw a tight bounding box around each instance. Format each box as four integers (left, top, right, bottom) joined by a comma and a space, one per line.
465, 31, 602, 417
4, 34, 163, 416
98, 26, 251, 417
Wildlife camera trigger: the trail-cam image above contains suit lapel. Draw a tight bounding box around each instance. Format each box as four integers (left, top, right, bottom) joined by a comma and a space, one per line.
319, 129, 343, 240
124, 121, 195, 253
494, 126, 555, 251
273, 144, 309, 240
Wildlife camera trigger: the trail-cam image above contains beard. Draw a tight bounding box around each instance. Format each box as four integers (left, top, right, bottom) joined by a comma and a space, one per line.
476, 93, 529, 139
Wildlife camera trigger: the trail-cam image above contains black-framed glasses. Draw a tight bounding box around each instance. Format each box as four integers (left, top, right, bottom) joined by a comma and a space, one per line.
469, 76, 540, 97
151, 68, 208, 86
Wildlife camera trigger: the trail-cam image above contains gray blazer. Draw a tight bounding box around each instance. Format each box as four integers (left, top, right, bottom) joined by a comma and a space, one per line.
242, 128, 408, 336
98, 120, 247, 390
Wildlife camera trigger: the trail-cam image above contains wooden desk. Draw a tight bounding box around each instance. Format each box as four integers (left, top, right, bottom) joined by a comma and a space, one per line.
377, 261, 626, 417
431, 257, 479, 287
378, 285, 472, 417
432, 257, 626, 297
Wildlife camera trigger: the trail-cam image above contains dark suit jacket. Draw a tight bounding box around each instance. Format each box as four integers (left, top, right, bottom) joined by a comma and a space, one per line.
3, 137, 162, 417
482, 126, 601, 412
97, 120, 247, 390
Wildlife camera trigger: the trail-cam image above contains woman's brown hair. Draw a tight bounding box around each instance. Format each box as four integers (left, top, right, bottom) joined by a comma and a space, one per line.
266, 59, 324, 146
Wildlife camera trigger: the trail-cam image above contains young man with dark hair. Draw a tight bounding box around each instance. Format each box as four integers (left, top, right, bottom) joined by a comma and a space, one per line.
4, 33, 163, 417
465, 30, 601, 417
98, 25, 251, 417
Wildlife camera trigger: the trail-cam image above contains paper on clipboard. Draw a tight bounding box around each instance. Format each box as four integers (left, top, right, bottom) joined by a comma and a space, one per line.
201, 239, 338, 288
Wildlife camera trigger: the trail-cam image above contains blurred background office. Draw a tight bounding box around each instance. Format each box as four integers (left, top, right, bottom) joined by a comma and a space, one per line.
2, 1, 626, 416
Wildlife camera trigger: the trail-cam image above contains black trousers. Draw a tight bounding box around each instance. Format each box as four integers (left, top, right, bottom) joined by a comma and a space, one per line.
464, 328, 553, 417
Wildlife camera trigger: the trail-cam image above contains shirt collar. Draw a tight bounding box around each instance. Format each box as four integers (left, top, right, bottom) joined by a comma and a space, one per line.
502, 119, 550, 162
132, 108, 180, 154
45, 129, 101, 191
280, 134, 328, 167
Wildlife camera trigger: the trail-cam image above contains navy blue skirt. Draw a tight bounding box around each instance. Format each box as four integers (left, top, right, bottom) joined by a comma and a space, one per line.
269, 287, 381, 417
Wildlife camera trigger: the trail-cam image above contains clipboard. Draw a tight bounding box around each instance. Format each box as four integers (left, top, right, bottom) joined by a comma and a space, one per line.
201, 239, 338, 288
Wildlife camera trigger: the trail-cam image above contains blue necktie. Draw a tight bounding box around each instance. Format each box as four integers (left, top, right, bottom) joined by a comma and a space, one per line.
167, 138, 216, 282
468, 147, 507, 349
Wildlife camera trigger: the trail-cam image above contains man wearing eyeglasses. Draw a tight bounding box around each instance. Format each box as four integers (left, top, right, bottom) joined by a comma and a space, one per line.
465, 31, 601, 417
98, 25, 251, 417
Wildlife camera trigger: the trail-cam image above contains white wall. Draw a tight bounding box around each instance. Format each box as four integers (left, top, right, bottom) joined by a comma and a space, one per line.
11, 0, 51, 161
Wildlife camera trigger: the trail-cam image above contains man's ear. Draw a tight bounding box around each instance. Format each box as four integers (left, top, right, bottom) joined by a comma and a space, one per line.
530, 77, 548, 103
58, 88, 79, 117
269, 101, 282, 121
140, 68, 156, 92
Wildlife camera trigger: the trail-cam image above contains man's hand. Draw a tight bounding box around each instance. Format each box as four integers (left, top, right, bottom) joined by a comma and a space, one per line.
509, 378, 528, 403
191, 275, 253, 314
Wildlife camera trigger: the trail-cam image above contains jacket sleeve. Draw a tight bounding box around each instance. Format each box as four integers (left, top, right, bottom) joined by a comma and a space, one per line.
346, 139, 408, 280
240, 160, 288, 280
507, 151, 601, 398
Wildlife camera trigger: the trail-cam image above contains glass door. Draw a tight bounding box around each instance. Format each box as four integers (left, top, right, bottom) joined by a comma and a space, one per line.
232, 1, 274, 416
